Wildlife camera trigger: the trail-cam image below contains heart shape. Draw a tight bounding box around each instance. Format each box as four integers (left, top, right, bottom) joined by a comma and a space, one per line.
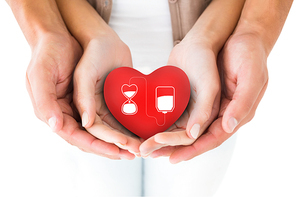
104, 66, 190, 139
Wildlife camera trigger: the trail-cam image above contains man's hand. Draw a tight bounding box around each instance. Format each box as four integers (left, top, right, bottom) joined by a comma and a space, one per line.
151, 33, 268, 163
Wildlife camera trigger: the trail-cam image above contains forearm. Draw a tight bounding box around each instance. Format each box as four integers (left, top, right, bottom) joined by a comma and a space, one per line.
184, 0, 246, 55
7, 0, 69, 47
234, 0, 294, 55
55, 0, 115, 49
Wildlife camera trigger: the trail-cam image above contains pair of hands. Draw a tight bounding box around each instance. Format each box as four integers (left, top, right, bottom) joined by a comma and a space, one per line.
26, 31, 268, 163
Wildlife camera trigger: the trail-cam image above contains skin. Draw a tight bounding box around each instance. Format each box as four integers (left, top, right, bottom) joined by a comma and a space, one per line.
55, 0, 245, 159
147, 0, 294, 163
7, 0, 293, 162
7, 0, 135, 160
139, 0, 246, 157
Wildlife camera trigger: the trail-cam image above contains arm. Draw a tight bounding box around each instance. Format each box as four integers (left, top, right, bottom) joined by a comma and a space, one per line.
7, 0, 69, 47
184, 0, 246, 55
235, 0, 294, 55
7, 0, 133, 159
140, 0, 246, 159
162, 0, 293, 163
220, 0, 294, 134
55, 0, 141, 156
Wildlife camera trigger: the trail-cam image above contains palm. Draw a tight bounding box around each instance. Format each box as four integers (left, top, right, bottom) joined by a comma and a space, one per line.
168, 45, 220, 140
139, 43, 221, 157
73, 37, 142, 156
159, 34, 269, 163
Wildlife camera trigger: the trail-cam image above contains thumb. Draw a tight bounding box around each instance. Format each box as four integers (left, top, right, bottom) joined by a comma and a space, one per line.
73, 65, 97, 129
222, 72, 267, 133
26, 71, 63, 133
186, 83, 220, 140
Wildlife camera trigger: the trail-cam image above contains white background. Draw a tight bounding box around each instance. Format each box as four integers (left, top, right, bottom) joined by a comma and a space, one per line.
0, 1, 295, 197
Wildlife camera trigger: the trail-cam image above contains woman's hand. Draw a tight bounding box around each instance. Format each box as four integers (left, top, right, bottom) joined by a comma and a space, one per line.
73, 33, 142, 158
151, 33, 268, 163
139, 0, 245, 161
54, 0, 141, 158
139, 40, 221, 158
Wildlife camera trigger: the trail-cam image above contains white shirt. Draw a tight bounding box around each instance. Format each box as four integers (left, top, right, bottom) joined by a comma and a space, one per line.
109, 0, 174, 74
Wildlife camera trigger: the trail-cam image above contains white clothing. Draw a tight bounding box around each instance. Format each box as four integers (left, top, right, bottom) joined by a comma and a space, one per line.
94, 0, 237, 196
0, 1, 237, 197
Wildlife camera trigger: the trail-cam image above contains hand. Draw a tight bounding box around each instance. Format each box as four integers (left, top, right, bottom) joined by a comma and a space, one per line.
153, 33, 268, 163
139, 40, 221, 159
26, 33, 134, 160
73, 33, 142, 157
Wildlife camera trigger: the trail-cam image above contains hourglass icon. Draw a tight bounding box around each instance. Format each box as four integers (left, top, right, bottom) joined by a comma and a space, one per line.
121, 84, 138, 115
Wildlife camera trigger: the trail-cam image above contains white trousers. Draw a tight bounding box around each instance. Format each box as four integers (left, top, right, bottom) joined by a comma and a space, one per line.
58, 133, 236, 197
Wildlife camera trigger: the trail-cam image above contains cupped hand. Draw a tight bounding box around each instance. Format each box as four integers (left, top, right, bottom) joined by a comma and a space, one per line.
26, 33, 82, 132
152, 33, 269, 163
73, 33, 142, 157
26, 33, 134, 160
140, 40, 221, 158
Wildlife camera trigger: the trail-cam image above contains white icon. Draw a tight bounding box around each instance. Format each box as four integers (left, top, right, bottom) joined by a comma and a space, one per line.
156, 86, 175, 114
121, 77, 176, 126
121, 84, 138, 115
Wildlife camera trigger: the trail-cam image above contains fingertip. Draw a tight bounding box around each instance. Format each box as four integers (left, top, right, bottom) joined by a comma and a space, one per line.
222, 113, 239, 134
227, 117, 238, 133
82, 111, 89, 128
187, 123, 201, 139
169, 156, 182, 164
154, 133, 167, 144
80, 108, 96, 129
48, 117, 57, 130
48, 114, 63, 133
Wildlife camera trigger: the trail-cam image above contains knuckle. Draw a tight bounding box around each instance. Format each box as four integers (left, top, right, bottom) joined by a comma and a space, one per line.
201, 109, 212, 123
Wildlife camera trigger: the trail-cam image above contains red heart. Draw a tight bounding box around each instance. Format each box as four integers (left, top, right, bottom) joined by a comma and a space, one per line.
104, 66, 190, 139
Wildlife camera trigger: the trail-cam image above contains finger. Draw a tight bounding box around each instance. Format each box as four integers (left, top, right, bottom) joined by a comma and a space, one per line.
86, 114, 128, 146
26, 69, 63, 132
168, 84, 267, 164
118, 149, 136, 160
154, 129, 195, 146
150, 146, 177, 158
186, 81, 220, 140
139, 136, 165, 157
231, 81, 268, 131
73, 58, 97, 128
169, 118, 232, 164
56, 113, 121, 157
222, 70, 268, 133
100, 112, 141, 155
139, 130, 190, 157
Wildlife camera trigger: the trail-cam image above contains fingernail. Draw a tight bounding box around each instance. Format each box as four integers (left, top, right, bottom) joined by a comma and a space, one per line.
128, 150, 141, 157
82, 112, 89, 127
227, 117, 238, 133
48, 117, 56, 131
115, 143, 126, 149
190, 124, 200, 139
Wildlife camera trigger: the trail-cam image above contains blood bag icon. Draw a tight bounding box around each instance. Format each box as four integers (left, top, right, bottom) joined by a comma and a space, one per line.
121, 84, 138, 115
156, 86, 175, 114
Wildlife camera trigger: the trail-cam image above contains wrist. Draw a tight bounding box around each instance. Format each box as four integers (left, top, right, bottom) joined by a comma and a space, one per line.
78, 25, 118, 50
234, 19, 274, 56
234, 0, 293, 56
9, 0, 69, 48
181, 30, 221, 57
